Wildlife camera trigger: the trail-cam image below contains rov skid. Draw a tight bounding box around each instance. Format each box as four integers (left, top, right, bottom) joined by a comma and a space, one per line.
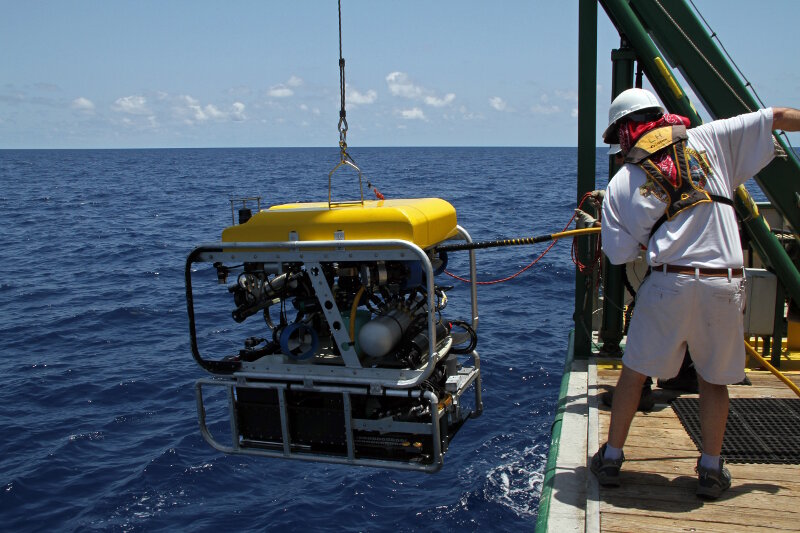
185, 198, 482, 472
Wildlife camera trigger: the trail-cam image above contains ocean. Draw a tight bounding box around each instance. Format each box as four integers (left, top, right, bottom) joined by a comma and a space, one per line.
1, 147, 605, 531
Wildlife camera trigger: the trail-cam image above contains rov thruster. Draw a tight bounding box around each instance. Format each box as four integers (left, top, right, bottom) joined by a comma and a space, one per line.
185, 197, 482, 472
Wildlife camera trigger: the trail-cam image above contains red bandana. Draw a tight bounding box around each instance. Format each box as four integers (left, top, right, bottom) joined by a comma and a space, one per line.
619, 113, 691, 185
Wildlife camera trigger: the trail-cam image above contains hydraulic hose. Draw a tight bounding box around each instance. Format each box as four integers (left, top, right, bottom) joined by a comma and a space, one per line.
349, 285, 366, 343
436, 226, 601, 253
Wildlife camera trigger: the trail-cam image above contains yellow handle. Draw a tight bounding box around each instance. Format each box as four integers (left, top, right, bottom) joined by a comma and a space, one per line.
550, 226, 601, 240
744, 340, 800, 398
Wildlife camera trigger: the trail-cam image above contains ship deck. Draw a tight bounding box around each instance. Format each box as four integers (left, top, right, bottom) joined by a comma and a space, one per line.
544, 356, 800, 532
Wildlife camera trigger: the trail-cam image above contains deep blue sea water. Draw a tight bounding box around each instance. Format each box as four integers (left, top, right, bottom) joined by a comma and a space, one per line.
0, 147, 607, 531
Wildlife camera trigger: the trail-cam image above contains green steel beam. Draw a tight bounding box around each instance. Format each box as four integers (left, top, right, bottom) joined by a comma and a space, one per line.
600, 0, 699, 124
574, 0, 598, 359
630, 0, 800, 234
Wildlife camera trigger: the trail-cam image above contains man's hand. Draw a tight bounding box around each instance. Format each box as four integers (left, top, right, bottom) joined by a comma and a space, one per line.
575, 208, 600, 228
772, 107, 800, 132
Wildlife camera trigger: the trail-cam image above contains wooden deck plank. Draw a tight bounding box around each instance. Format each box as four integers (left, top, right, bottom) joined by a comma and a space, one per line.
602, 511, 800, 532
590, 362, 800, 533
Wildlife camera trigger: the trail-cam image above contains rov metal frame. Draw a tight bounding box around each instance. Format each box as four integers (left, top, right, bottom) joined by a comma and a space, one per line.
187, 226, 482, 471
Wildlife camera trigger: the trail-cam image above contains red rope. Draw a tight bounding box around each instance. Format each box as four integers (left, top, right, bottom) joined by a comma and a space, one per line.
444, 236, 561, 285
444, 191, 602, 284
572, 193, 603, 275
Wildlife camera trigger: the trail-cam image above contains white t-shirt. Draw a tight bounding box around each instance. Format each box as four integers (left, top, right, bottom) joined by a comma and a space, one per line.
601, 108, 777, 268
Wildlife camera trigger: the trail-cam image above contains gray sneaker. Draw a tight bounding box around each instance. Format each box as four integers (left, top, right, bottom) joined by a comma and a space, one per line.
696, 457, 732, 499
590, 443, 624, 487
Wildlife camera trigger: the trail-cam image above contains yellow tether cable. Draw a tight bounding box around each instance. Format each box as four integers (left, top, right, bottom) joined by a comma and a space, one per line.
548, 226, 601, 240
743, 340, 800, 398
436, 225, 601, 253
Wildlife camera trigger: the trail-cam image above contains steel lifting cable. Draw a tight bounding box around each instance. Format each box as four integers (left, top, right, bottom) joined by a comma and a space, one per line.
330, 0, 384, 202
686, 0, 765, 109
685, 0, 795, 155
656, 0, 794, 154
652, 0, 752, 113
337, 0, 348, 150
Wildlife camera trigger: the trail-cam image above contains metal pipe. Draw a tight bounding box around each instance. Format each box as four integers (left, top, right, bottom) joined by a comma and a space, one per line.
600, 42, 636, 354
574, 0, 599, 359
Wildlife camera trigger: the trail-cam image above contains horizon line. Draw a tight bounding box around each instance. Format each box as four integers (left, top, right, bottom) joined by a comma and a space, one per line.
0, 145, 615, 151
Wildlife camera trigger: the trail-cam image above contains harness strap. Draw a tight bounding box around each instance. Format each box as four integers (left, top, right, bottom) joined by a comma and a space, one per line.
631, 126, 735, 242
648, 194, 735, 240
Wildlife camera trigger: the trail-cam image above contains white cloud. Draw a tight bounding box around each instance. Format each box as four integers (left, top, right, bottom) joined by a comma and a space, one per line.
385, 72, 455, 110
268, 86, 293, 98
555, 89, 578, 102
298, 103, 321, 115
489, 96, 507, 111
528, 90, 578, 115
424, 93, 455, 107
386, 72, 423, 99
267, 76, 303, 98
531, 103, 560, 115
400, 107, 426, 120
179, 95, 207, 121
203, 104, 226, 119
118, 113, 157, 130
71, 97, 95, 112
349, 88, 377, 105
113, 95, 150, 115
175, 94, 246, 123
458, 105, 482, 121
231, 102, 246, 121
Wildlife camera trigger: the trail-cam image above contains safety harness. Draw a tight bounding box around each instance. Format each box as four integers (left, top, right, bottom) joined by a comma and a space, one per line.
625, 125, 735, 240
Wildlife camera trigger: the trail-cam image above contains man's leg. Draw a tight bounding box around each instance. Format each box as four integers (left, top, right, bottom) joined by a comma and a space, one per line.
697, 374, 729, 456
695, 373, 732, 499
608, 364, 648, 448
591, 363, 647, 486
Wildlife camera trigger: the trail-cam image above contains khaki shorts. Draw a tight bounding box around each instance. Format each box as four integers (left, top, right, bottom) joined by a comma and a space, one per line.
623, 270, 746, 385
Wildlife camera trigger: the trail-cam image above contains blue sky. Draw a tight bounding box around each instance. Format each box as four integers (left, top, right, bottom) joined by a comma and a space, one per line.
3, 1, 799, 149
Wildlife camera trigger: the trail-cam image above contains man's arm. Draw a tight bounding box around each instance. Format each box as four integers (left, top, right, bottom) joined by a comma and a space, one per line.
772, 107, 800, 132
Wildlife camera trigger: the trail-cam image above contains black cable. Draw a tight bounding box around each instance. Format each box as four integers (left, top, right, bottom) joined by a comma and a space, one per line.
449, 319, 478, 354
437, 234, 556, 253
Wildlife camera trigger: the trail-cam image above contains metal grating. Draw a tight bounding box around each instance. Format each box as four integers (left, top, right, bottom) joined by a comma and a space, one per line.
672, 397, 800, 464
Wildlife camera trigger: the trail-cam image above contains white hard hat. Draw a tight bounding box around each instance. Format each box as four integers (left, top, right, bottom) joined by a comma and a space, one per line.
602, 88, 665, 144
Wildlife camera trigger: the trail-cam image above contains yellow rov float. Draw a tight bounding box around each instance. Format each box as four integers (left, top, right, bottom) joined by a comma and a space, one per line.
185, 191, 482, 472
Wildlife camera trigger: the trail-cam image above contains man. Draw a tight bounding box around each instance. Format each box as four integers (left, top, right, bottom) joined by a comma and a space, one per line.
591, 87, 800, 499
